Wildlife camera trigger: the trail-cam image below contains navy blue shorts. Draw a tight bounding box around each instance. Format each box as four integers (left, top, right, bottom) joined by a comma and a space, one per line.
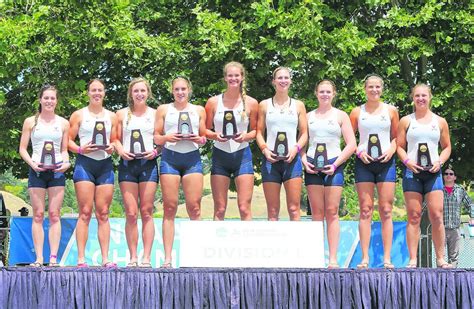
304, 157, 344, 187
261, 154, 302, 184
73, 154, 115, 185
354, 156, 396, 183
159, 148, 202, 176
402, 168, 443, 195
28, 168, 65, 189
211, 146, 253, 178
118, 159, 159, 183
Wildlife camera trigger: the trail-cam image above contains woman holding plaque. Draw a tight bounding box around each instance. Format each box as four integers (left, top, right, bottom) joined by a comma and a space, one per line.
68, 79, 118, 267
349, 75, 399, 269
19, 85, 70, 267
115, 78, 158, 267
301, 80, 356, 268
205, 62, 258, 220
256, 67, 308, 221
397, 83, 451, 268
154, 77, 207, 268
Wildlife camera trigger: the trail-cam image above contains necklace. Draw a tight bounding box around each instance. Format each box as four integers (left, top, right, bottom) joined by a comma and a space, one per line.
273, 97, 290, 114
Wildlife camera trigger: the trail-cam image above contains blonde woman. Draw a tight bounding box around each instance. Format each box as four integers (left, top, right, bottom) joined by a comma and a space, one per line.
256, 67, 308, 221
301, 80, 356, 268
154, 77, 206, 267
115, 78, 159, 267
205, 62, 258, 220
397, 84, 451, 268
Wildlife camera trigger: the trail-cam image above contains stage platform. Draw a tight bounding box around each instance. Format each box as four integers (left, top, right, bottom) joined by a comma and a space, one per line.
1, 267, 473, 308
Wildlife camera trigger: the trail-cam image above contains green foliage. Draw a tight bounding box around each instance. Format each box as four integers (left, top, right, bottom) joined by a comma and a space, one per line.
0, 1, 472, 182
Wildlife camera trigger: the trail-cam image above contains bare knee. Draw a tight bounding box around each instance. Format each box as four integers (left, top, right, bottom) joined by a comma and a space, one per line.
408, 211, 422, 226
429, 211, 443, 227
187, 203, 201, 220
126, 212, 138, 225
378, 203, 393, 221
325, 205, 339, 220
79, 207, 93, 224
287, 202, 300, 216
48, 210, 61, 224
359, 204, 373, 220
95, 209, 110, 223
33, 210, 44, 224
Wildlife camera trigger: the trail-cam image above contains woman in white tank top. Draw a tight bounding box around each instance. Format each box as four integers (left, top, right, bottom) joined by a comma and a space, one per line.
301, 80, 356, 268
205, 62, 259, 221
397, 84, 452, 268
19, 85, 71, 267
256, 67, 308, 221
115, 78, 158, 267
154, 77, 207, 267
68, 79, 118, 267
349, 75, 399, 269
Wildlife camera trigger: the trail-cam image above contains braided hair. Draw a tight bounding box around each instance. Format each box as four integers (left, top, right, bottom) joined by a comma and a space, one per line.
126, 77, 153, 128
223, 61, 247, 119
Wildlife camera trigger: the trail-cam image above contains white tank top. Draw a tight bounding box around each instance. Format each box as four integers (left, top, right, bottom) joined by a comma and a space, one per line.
122, 107, 155, 153
78, 108, 112, 160
265, 98, 298, 151
213, 94, 249, 153
357, 103, 392, 154
406, 113, 440, 163
164, 103, 200, 153
307, 109, 341, 159
31, 116, 63, 163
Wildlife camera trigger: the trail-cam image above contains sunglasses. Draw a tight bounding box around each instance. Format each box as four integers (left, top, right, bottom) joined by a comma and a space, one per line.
444, 172, 454, 176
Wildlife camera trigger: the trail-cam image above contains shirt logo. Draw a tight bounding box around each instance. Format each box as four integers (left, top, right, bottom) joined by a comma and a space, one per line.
380, 115, 387, 121
431, 124, 437, 131
328, 120, 334, 126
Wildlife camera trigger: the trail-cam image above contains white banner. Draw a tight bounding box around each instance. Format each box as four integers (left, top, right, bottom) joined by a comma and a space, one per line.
179, 221, 324, 268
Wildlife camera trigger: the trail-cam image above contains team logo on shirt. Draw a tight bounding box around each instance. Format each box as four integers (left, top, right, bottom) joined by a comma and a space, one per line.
328, 120, 334, 126
380, 115, 387, 121
431, 124, 437, 131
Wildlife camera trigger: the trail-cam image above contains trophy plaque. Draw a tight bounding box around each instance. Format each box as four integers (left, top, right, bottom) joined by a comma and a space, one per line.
130, 129, 145, 159
221, 110, 238, 138
367, 133, 382, 161
272, 131, 288, 160
178, 112, 193, 138
92, 121, 108, 149
39, 141, 57, 170
417, 143, 432, 171
313, 143, 329, 171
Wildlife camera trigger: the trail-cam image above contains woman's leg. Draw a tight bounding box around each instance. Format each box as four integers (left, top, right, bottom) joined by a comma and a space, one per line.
120, 181, 139, 263
74, 181, 95, 264
94, 184, 114, 264
29, 188, 46, 264
182, 173, 203, 220
263, 182, 282, 221
356, 182, 375, 265
160, 174, 181, 264
283, 177, 302, 221
211, 175, 231, 220
138, 181, 157, 264
426, 190, 449, 265
376, 182, 395, 264
47, 186, 65, 263
234, 174, 254, 220
324, 186, 343, 265
404, 191, 423, 265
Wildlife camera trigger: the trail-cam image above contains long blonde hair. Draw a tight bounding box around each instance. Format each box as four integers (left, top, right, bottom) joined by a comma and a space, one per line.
223, 61, 248, 118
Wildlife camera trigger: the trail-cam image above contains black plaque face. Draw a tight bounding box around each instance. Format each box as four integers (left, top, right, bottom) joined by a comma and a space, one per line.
417, 143, 432, 171
130, 129, 145, 159
222, 110, 238, 138
39, 141, 57, 170
92, 121, 108, 149
367, 133, 382, 161
178, 112, 193, 138
272, 131, 288, 160
313, 143, 329, 171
